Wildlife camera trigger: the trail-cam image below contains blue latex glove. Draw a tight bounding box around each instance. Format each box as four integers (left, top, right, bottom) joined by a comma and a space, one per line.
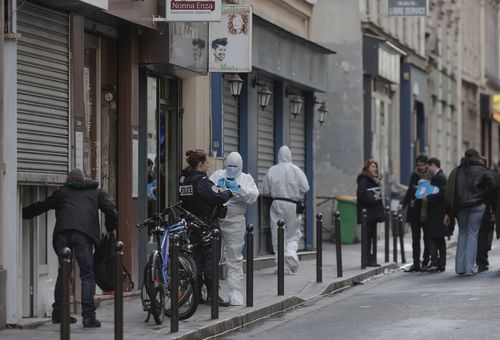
217, 178, 226, 189
225, 178, 240, 195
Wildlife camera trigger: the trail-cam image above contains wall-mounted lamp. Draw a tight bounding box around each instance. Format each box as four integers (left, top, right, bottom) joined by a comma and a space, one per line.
290, 95, 304, 118
286, 87, 304, 118
252, 77, 272, 110
227, 73, 244, 98
317, 101, 330, 125
257, 86, 272, 110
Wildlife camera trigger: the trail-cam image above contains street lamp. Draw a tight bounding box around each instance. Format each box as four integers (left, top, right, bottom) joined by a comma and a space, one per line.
257, 86, 272, 110
317, 101, 330, 125
290, 95, 304, 118
227, 73, 244, 98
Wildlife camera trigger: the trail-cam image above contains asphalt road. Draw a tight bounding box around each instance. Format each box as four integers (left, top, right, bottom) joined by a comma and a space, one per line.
224, 244, 500, 340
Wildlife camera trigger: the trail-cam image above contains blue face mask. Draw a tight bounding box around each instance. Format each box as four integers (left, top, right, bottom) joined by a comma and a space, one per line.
226, 166, 239, 179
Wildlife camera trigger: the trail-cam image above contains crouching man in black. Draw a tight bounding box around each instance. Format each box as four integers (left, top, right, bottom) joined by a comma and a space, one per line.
23, 168, 117, 327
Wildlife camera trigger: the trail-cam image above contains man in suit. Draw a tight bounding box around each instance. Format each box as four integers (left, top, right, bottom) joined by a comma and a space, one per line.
423, 158, 448, 272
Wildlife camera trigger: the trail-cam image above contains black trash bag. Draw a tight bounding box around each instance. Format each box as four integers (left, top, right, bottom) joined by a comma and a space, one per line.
94, 233, 134, 291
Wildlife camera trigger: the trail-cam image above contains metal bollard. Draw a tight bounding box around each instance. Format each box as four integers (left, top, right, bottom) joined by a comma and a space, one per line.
398, 213, 406, 264
392, 211, 398, 262
385, 205, 390, 263
114, 241, 124, 340
246, 224, 254, 307
211, 229, 220, 319
277, 220, 285, 296
334, 211, 343, 278
170, 234, 180, 332
316, 213, 323, 283
60, 247, 71, 340
361, 209, 368, 269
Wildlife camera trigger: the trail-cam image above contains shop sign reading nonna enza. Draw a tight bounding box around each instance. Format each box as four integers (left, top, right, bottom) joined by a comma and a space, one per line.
166, 0, 222, 22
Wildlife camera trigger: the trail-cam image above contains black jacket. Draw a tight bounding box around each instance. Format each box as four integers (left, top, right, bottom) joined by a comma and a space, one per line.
356, 174, 385, 224
423, 169, 450, 238
401, 171, 424, 223
22, 180, 118, 250
447, 161, 494, 213
179, 169, 230, 227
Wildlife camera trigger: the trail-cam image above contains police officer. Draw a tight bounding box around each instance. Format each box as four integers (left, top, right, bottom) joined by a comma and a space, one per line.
179, 149, 233, 306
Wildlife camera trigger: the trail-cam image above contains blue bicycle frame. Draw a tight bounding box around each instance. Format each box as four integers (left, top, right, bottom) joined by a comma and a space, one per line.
160, 219, 187, 283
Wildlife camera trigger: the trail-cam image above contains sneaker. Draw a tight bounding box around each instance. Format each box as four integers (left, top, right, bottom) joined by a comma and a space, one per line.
366, 262, 381, 267
427, 265, 440, 272
83, 319, 101, 328
404, 264, 421, 272
52, 316, 77, 324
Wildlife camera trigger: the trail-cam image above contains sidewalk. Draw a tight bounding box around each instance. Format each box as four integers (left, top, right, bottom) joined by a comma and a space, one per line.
1, 231, 457, 340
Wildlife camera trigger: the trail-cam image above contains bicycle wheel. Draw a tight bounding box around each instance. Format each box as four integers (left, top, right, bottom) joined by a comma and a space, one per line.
140, 267, 150, 312
145, 258, 165, 325
165, 252, 200, 320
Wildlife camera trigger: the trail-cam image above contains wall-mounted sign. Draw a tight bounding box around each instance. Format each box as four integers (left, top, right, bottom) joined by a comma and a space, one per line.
492, 95, 500, 123
81, 0, 108, 10
388, 0, 427, 16
166, 0, 221, 22
209, 5, 252, 73
169, 22, 209, 74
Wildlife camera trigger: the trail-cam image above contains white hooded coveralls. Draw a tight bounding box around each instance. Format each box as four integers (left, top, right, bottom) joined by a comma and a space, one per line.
262, 146, 309, 272
209, 152, 259, 305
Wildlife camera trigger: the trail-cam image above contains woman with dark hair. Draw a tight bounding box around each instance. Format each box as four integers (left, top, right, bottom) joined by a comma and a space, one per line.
179, 149, 233, 305
356, 160, 385, 267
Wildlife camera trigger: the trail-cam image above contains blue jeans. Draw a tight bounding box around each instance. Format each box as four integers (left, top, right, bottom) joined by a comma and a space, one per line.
456, 204, 486, 275
53, 230, 96, 322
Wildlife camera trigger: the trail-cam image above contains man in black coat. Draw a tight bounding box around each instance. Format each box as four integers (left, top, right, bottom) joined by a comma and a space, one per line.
400, 154, 431, 272
423, 158, 448, 272
23, 168, 118, 328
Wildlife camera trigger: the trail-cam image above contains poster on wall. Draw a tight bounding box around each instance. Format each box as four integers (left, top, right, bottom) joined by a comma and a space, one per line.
169, 22, 209, 74
208, 5, 252, 73
166, 0, 221, 22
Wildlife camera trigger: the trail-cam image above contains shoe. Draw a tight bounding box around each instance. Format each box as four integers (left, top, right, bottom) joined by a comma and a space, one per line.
205, 296, 230, 307
404, 264, 421, 272
83, 319, 101, 328
52, 316, 77, 324
427, 265, 439, 272
366, 263, 381, 267
437, 266, 445, 272
478, 264, 488, 272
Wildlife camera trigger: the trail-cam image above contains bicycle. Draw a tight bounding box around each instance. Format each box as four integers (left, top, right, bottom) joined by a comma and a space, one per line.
136, 202, 200, 325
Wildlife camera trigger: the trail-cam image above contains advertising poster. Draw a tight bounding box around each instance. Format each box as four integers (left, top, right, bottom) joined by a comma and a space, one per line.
209, 5, 252, 73
166, 0, 222, 22
169, 22, 209, 74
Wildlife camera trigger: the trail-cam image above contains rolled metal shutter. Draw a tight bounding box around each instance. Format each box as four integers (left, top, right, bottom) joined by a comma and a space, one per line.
17, 2, 70, 178
257, 79, 275, 190
289, 95, 306, 172
223, 79, 239, 157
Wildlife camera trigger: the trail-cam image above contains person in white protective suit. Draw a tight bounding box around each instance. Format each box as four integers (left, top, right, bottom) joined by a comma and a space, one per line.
263, 145, 309, 273
210, 152, 259, 305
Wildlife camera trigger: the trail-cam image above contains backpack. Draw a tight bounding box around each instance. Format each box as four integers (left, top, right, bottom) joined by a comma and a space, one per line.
94, 233, 134, 291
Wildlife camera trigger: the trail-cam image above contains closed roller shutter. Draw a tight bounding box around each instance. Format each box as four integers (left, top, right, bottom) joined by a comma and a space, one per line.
289, 94, 306, 172
223, 78, 239, 157
17, 2, 70, 177
257, 79, 275, 190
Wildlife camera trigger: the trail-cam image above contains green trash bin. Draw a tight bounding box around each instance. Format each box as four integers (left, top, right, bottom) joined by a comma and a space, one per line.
336, 195, 357, 244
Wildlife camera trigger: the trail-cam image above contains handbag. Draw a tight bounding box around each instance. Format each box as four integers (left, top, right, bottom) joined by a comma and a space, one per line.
94, 233, 134, 291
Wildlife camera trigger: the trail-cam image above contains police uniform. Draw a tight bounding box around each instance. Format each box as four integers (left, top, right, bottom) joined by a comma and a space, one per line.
179, 168, 231, 297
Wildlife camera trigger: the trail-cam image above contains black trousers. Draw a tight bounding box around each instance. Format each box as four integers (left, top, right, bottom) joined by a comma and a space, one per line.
477, 222, 494, 266
365, 222, 378, 264
410, 221, 430, 266
428, 237, 446, 269
193, 244, 213, 293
